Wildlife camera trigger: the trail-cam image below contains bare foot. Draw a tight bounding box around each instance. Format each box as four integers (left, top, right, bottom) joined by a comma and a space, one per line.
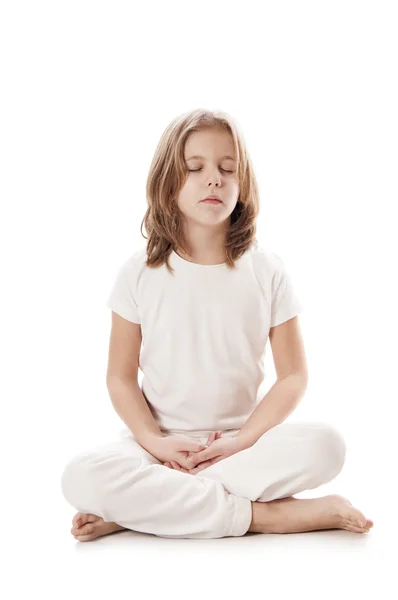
250, 494, 374, 535
71, 512, 126, 542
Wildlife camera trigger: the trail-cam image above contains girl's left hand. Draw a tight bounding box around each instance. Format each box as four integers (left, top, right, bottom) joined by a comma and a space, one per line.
186, 437, 244, 474
164, 432, 244, 475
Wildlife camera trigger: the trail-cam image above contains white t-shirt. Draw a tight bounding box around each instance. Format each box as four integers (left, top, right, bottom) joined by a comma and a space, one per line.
106, 243, 303, 436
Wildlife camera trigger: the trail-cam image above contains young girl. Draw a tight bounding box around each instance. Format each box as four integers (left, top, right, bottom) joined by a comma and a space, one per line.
61, 108, 373, 541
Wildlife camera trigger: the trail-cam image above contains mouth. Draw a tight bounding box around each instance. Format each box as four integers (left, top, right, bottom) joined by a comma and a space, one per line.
201, 195, 222, 203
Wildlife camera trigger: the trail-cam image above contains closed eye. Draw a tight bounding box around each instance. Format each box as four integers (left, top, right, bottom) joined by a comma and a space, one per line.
188, 168, 234, 173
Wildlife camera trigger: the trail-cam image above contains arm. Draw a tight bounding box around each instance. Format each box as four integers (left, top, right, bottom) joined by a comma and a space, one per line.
236, 316, 308, 449
106, 311, 162, 450
107, 377, 163, 448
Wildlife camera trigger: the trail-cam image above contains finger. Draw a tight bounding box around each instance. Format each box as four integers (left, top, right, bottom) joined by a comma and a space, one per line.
189, 457, 221, 475
185, 453, 201, 468
170, 460, 191, 473
185, 437, 212, 464
184, 453, 197, 469
189, 445, 220, 466
178, 440, 207, 452
191, 456, 223, 474
206, 432, 216, 445
189, 459, 214, 473
184, 451, 207, 470
207, 431, 223, 445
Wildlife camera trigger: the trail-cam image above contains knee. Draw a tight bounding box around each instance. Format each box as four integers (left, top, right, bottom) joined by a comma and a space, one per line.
60, 448, 144, 511
60, 452, 94, 508
312, 423, 347, 481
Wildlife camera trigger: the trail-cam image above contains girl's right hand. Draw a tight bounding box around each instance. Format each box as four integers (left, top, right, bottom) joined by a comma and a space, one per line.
146, 435, 208, 470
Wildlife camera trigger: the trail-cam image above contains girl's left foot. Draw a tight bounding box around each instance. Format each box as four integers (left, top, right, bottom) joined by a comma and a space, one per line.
71, 512, 126, 542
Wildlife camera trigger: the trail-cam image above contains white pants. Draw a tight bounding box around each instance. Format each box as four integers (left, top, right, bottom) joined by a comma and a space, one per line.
61, 421, 346, 539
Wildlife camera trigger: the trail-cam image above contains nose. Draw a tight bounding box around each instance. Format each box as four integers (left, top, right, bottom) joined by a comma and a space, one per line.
206, 170, 221, 187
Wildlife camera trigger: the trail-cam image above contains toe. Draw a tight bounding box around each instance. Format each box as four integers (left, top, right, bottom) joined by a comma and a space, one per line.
343, 517, 372, 534
72, 523, 94, 536
355, 515, 373, 529
73, 513, 100, 529
342, 520, 367, 534
347, 526, 367, 534
349, 509, 367, 528
72, 512, 86, 528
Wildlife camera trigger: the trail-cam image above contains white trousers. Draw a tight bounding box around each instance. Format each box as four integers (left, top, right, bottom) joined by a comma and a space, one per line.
61, 421, 346, 539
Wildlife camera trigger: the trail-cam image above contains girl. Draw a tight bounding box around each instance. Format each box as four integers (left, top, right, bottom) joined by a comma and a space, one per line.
61, 108, 373, 541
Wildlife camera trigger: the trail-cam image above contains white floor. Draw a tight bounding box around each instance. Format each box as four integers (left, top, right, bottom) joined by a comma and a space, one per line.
7, 445, 393, 599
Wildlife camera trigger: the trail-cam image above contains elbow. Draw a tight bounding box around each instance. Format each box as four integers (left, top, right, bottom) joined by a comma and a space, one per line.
293, 372, 309, 392
106, 374, 138, 388
280, 372, 308, 390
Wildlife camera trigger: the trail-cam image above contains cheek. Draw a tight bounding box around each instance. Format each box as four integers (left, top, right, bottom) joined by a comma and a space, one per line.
177, 181, 198, 207
230, 180, 240, 195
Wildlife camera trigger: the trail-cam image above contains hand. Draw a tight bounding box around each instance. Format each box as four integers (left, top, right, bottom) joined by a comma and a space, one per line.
185, 436, 244, 474
163, 430, 222, 474
145, 434, 208, 470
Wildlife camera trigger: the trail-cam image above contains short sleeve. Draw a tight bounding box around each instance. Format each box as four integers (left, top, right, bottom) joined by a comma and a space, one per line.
270, 255, 303, 327
106, 255, 141, 324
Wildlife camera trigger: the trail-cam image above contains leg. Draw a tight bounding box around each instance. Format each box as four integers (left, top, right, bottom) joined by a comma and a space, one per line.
197, 421, 347, 501
70, 494, 373, 540
195, 422, 373, 534
248, 495, 373, 534
61, 438, 252, 540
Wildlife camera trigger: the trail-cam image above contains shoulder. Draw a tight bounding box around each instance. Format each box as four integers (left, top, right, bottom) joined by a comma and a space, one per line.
250, 243, 285, 277
109, 245, 149, 294
116, 245, 148, 274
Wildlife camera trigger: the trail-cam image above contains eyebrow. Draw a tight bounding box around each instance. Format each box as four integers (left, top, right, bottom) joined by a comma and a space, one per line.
185, 155, 236, 161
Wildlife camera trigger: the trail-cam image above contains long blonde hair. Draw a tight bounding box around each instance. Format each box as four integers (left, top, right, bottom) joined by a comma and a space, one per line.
140, 108, 260, 273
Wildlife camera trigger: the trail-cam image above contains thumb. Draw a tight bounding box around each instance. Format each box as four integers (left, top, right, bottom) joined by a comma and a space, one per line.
206, 431, 216, 445
206, 430, 223, 445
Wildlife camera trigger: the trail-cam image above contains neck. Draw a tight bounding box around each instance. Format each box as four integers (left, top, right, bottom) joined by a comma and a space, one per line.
177, 221, 228, 265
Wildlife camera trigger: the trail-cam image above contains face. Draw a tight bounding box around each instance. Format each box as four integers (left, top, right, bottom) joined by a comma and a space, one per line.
176, 127, 240, 229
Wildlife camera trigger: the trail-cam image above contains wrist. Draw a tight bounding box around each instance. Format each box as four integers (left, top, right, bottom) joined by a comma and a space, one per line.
138, 431, 164, 450
234, 432, 254, 451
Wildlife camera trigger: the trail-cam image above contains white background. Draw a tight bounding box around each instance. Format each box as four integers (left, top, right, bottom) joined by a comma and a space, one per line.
1, 0, 396, 598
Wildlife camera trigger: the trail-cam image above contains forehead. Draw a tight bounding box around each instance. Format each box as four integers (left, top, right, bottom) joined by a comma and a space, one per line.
184, 128, 236, 160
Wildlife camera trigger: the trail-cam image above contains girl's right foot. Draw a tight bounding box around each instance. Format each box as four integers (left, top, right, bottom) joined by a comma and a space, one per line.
249, 494, 374, 535
71, 512, 126, 542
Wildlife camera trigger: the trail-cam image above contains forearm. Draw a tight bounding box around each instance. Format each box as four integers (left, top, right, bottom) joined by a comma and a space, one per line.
106, 376, 163, 449
236, 374, 308, 449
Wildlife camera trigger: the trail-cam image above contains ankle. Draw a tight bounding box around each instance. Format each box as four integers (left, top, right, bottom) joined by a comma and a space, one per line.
248, 501, 273, 534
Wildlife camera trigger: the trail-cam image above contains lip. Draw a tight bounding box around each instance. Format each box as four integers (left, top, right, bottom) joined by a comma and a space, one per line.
201, 195, 222, 202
